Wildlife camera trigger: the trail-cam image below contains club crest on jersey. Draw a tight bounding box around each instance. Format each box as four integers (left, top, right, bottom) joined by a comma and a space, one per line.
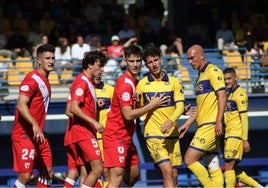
20, 85, 29, 91
75, 88, 83, 96
196, 83, 203, 92
122, 92, 130, 101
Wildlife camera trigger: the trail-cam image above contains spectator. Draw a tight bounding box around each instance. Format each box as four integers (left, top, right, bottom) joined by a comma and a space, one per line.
118, 20, 136, 44
71, 34, 90, 76
86, 34, 102, 51
55, 36, 72, 79
215, 20, 237, 51
32, 35, 49, 59
236, 21, 254, 56
106, 35, 124, 58
100, 47, 120, 86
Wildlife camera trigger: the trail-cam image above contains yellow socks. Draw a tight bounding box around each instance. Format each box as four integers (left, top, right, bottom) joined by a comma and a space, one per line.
225, 170, 236, 188
236, 170, 261, 187
188, 161, 213, 187
209, 167, 224, 187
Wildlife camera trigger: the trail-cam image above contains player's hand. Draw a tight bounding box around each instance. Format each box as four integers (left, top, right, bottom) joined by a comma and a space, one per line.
215, 121, 223, 136
33, 124, 45, 143
160, 120, 173, 133
133, 92, 141, 103
93, 122, 104, 133
178, 125, 189, 139
243, 140, 251, 152
150, 93, 169, 108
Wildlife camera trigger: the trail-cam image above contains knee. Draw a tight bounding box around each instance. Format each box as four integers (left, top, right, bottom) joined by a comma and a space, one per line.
19, 173, 32, 183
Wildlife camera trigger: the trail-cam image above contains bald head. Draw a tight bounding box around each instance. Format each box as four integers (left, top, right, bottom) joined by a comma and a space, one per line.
186, 44, 206, 71
187, 44, 204, 57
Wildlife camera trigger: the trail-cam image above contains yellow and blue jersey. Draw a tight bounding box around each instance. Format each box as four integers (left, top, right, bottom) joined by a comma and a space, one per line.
224, 85, 248, 138
136, 72, 185, 138
95, 82, 114, 140
195, 63, 226, 127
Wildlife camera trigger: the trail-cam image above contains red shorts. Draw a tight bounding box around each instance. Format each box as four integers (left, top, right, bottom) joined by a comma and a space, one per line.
65, 144, 83, 170
12, 138, 52, 173
103, 143, 139, 168
75, 138, 102, 163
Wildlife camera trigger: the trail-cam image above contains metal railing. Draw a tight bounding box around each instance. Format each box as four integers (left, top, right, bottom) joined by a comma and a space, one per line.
1, 52, 268, 100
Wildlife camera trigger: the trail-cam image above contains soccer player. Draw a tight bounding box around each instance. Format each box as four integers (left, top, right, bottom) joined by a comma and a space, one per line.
63, 70, 114, 188
102, 45, 169, 188
223, 67, 263, 187
63, 96, 88, 188
11, 44, 55, 187
69, 50, 107, 187
136, 47, 185, 187
94, 77, 114, 188
181, 44, 227, 187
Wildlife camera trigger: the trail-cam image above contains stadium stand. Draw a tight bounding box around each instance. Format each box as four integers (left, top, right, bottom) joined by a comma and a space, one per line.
15, 56, 33, 74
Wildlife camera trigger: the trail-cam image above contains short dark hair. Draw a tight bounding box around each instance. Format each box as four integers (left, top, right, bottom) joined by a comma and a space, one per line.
37, 44, 55, 57
223, 67, 236, 75
142, 47, 161, 62
123, 45, 142, 60
82, 50, 108, 70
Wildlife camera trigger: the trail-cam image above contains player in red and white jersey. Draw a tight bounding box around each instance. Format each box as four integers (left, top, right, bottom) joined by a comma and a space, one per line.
69, 50, 107, 187
102, 45, 169, 188
11, 44, 55, 187
63, 94, 88, 188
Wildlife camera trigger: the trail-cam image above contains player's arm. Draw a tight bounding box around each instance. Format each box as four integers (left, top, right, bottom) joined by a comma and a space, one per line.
238, 93, 250, 152
17, 94, 45, 142
161, 101, 185, 133
70, 100, 104, 133
240, 111, 250, 152
65, 102, 73, 118
121, 93, 168, 121
178, 111, 197, 139
215, 89, 227, 136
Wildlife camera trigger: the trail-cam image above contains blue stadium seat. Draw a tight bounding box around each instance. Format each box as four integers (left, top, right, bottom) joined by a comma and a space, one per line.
7, 178, 17, 187
190, 173, 200, 186
258, 170, 268, 184
177, 173, 189, 187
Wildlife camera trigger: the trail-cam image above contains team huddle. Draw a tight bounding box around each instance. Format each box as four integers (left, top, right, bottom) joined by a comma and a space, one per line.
11, 44, 262, 188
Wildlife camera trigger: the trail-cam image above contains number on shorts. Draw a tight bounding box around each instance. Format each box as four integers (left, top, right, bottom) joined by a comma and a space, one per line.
22, 149, 35, 160
117, 146, 124, 154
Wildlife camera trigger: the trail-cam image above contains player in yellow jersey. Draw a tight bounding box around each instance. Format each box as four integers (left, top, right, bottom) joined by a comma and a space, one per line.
179, 44, 227, 187
94, 78, 114, 188
136, 47, 185, 187
223, 67, 263, 188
